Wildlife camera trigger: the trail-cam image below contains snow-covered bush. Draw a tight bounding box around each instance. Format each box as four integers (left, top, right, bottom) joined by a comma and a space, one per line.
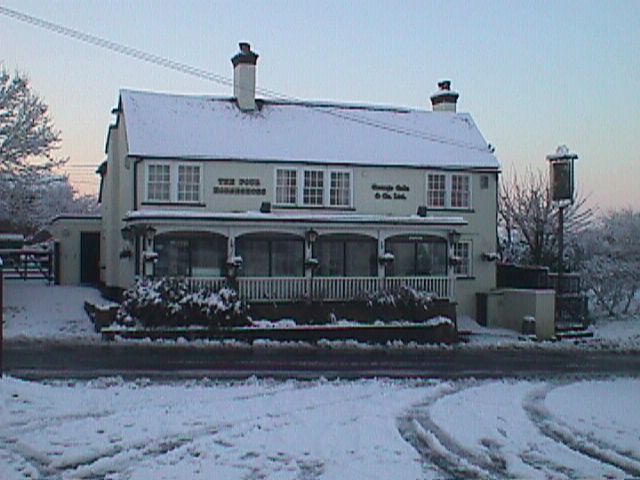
118, 278, 249, 328
577, 209, 640, 317
362, 286, 434, 322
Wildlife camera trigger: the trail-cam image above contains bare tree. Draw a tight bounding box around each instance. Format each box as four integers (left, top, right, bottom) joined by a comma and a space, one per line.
499, 167, 593, 269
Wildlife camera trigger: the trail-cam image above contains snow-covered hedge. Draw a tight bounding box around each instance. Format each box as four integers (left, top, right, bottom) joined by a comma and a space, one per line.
362, 286, 435, 322
118, 278, 249, 328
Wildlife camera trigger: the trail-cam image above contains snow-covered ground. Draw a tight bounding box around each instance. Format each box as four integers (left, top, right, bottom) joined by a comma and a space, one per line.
2, 280, 104, 342
3, 279, 640, 351
1, 376, 639, 479
2, 279, 640, 478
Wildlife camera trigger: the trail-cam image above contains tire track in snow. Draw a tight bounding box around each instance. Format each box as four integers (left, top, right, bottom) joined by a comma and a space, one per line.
48, 381, 386, 479
0, 379, 309, 479
524, 384, 640, 478
398, 382, 515, 480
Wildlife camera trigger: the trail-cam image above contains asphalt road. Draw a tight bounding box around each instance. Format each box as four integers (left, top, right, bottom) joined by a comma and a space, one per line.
3, 341, 640, 380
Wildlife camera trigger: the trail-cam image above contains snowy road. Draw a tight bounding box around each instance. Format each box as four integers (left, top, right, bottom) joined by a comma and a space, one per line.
1, 376, 639, 479
5, 341, 640, 380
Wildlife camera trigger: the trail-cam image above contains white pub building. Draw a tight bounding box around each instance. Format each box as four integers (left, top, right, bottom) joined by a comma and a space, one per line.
53, 43, 501, 321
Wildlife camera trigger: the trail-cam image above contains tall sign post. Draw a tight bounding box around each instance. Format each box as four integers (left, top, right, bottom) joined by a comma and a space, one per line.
546, 145, 578, 323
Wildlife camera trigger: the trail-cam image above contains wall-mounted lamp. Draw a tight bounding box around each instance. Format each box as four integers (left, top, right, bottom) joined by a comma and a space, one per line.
447, 230, 461, 244
305, 229, 319, 244
120, 225, 134, 242
416, 205, 428, 217
145, 225, 157, 239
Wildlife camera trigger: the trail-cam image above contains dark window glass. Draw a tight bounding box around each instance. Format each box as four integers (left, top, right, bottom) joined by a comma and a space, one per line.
237, 235, 304, 277
315, 236, 376, 277
385, 237, 447, 276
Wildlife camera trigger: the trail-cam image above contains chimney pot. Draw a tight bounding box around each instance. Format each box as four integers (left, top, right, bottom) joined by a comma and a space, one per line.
430, 80, 459, 113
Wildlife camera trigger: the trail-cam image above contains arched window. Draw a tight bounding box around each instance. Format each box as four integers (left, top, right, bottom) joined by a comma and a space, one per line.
314, 234, 377, 277
154, 232, 227, 277
236, 233, 304, 277
385, 235, 447, 277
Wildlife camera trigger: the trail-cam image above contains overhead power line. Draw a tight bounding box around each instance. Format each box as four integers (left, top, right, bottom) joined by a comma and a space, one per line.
0, 5, 493, 154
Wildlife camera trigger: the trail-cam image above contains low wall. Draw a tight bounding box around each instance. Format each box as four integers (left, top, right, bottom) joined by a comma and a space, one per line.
486, 289, 555, 340
248, 299, 457, 326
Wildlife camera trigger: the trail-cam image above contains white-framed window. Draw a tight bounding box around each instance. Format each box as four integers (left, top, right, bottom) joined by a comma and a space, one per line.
426, 172, 472, 209
178, 165, 201, 202
427, 173, 446, 208
147, 164, 171, 201
145, 161, 202, 203
274, 166, 352, 208
275, 168, 297, 205
451, 174, 471, 208
303, 170, 324, 206
453, 240, 472, 276
329, 170, 352, 207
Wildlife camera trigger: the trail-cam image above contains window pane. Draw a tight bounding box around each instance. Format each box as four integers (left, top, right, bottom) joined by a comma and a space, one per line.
316, 240, 345, 276
178, 165, 201, 202
191, 236, 226, 277
276, 169, 297, 205
237, 237, 270, 276
453, 241, 471, 276
147, 164, 171, 201
345, 239, 376, 276
330, 171, 351, 207
451, 175, 470, 208
303, 170, 324, 206
385, 238, 447, 276
272, 239, 304, 276
417, 241, 448, 275
154, 237, 189, 276
427, 174, 446, 208
385, 241, 414, 276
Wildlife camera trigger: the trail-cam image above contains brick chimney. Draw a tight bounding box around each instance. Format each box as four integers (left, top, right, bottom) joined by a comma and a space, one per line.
430, 80, 459, 112
231, 42, 259, 111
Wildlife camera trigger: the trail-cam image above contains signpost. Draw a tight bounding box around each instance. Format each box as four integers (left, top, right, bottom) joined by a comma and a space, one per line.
546, 146, 578, 324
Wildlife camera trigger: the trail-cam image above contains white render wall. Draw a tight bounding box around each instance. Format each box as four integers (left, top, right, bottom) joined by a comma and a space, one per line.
49, 217, 101, 285
127, 158, 498, 318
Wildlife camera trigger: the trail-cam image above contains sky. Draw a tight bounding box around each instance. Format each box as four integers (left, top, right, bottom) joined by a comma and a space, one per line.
0, 0, 638, 211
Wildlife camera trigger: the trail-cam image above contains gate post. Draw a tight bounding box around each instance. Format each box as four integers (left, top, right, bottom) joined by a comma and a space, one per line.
1, 256, 4, 376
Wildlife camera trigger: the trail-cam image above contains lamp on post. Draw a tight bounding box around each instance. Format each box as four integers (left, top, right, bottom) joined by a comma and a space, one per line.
546, 145, 578, 324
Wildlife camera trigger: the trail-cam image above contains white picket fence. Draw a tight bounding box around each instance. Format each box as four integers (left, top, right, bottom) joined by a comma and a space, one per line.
185, 275, 454, 303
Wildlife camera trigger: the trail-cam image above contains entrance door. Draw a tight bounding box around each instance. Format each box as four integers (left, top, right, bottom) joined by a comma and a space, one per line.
80, 232, 101, 285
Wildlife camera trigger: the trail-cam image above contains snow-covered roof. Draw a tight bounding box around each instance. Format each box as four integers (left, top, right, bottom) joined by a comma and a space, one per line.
119, 89, 500, 170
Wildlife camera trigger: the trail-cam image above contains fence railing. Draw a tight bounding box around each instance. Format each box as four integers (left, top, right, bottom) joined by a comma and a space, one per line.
186, 275, 454, 303
0, 249, 53, 282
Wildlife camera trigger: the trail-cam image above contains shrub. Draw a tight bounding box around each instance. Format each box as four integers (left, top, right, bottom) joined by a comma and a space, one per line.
362, 286, 434, 322
118, 278, 249, 328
